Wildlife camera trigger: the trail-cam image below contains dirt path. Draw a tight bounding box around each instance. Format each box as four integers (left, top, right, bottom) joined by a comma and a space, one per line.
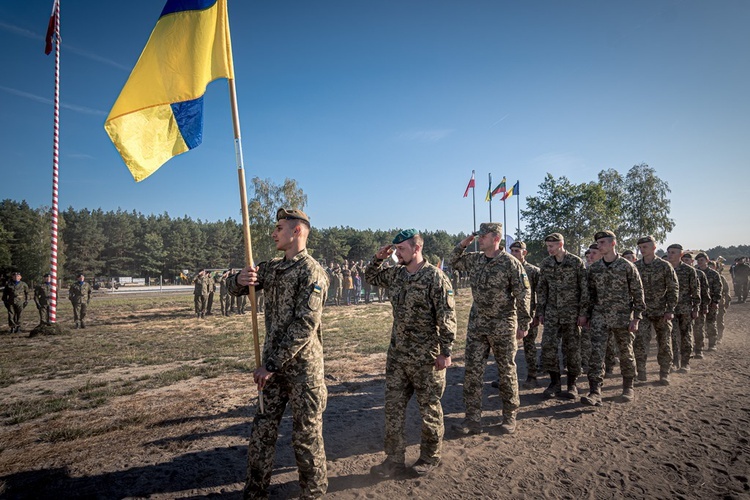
1, 304, 749, 499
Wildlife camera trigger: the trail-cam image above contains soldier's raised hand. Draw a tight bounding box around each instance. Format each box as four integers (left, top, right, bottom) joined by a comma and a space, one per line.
375, 244, 394, 261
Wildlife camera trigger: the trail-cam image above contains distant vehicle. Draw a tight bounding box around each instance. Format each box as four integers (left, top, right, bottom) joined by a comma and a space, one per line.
93, 277, 120, 290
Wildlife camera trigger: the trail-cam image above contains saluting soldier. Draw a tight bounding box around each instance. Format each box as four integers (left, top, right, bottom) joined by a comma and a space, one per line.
34, 273, 54, 326
3, 271, 29, 333
366, 229, 456, 478
68, 273, 92, 329
193, 270, 210, 319
229, 208, 330, 499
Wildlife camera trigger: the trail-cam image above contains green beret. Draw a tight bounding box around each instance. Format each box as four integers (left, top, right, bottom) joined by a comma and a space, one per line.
682, 253, 693, 260
594, 230, 616, 241
695, 252, 708, 260
477, 222, 502, 236
622, 250, 635, 256
392, 228, 418, 244
276, 207, 310, 224
588, 243, 599, 250
509, 241, 526, 250
637, 235, 655, 245
667, 243, 683, 251
544, 233, 564, 242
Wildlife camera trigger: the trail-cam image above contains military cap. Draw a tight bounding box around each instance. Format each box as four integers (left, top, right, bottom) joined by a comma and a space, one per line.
509, 241, 526, 250
584, 249, 591, 255
682, 253, 693, 260
667, 243, 683, 251
477, 222, 502, 236
276, 207, 310, 224
695, 252, 708, 260
588, 243, 599, 250
622, 250, 635, 256
593, 230, 616, 241
392, 228, 419, 244
544, 233, 564, 242
637, 235, 655, 245
43, 273, 50, 277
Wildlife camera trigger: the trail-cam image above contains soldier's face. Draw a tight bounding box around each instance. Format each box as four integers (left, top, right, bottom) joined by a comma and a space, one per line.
272, 219, 296, 251
477, 232, 498, 252
638, 242, 655, 258
545, 241, 562, 256
681, 256, 693, 266
667, 248, 682, 265
596, 238, 615, 255
697, 257, 708, 269
12, 273, 20, 281
395, 241, 417, 266
510, 247, 526, 262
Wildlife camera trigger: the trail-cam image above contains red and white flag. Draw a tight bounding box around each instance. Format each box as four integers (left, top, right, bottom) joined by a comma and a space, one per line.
463, 171, 476, 197
44, 0, 59, 55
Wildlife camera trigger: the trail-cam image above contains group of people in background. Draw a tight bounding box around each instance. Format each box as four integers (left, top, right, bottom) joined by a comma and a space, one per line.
191, 269, 262, 319
2, 271, 92, 332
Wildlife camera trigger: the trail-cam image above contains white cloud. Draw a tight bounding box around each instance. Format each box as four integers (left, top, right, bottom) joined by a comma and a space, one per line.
0, 85, 107, 116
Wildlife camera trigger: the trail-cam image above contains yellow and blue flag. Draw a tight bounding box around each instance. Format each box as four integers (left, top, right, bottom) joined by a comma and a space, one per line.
105, 0, 234, 182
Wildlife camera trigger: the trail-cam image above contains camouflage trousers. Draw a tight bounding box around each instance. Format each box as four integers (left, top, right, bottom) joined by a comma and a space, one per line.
521, 325, 539, 378
671, 314, 694, 367
71, 300, 88, 324
693, 314, 706, 355
6, 303, 23, 328
37, 305, 50, 325
717, 304, 727, 341
540, 320, 581, 379
464, 331, 519, 424
220, 293, 229, 315
705, 309, 718, 349
245, 375, 328, 499
384, 354, 446, 465
634, 315, 673, 376
580, 326, 591, 371
587, 316, 635, 385
193, 294, 207, 315
605, 332, 620, 371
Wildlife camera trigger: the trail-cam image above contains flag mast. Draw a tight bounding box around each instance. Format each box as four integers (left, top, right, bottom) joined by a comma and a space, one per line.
488, 173, 493, 222
48, 0, 61, 325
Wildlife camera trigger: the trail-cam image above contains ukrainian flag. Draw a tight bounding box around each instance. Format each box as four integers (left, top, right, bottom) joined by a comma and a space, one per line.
105, 0, 234, 182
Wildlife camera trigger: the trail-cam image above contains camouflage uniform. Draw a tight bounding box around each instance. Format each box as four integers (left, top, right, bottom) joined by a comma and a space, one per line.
206, 272, 217, 315
228, 249, 329, 499
581, 256, 645, 387
193, 274, 210, 318
219, 274, 229, 316
671, 263, 700, 369
34, 280, 53, 325
717, 273, 730, 342
364, 258, 456, 467
633, 257, 678, 379
449, 244, 530, 427
693, 268, 710, 356
700, 266, 723, 350
68, 280, 92, 327
536, 251, 586, 390
521, 262, 540, 380
3, 279, 30, 331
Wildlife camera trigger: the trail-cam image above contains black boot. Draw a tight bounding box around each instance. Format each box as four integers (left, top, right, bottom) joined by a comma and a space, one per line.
581, 381, 602, 406
543, 371, 561, 399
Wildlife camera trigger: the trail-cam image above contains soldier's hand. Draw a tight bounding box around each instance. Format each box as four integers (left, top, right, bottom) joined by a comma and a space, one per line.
516, 328, 528, 340
459, 234, 475, 249
237, 266, 260, 287
537, 315, 545, 326
691, 310, 699, 320
375, 244, 394, 261
530, 316, 540, 328
577, 316, 588, 328
709, 303, 718, 311
253, 366, 274, 390
435, 354, 451, 370
629, 319, 639, 333
664, 312, 674, 322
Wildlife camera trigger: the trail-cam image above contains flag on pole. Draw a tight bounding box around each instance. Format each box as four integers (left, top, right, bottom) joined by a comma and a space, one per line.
104, 0, 234, 182
463, 172, 475, 197
491, 176, 507, 197
44, 0, 59, 55
502, 180, 519, 201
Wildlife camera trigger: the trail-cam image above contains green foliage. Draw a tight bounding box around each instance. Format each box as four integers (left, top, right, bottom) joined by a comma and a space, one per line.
248, 177, 308, 262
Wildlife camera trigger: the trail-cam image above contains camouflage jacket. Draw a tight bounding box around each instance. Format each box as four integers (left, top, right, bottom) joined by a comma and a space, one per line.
720, 274, 731, 307
635, 256, 679, 317
68, 281, 92, 304
227, 249, 329, 382
2, 281, 30, 305
700, 266, 723, 306
582, 255, 646, 327
34, 282, 53, 307
672, 262, 700, 315
365, 258, 456, 364
695, 268, 710, 310
193, 275, 210, 296
524, 262, 540, 318
449, 244, 531, 332
536, 251, 587, 324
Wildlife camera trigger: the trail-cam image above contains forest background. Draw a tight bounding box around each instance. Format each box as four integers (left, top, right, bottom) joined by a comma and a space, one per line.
1, 163, 747, 285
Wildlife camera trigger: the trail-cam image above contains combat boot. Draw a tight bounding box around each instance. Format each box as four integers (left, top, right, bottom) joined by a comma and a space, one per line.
451, 420, 481, 436
74, 322, 80, 329
581, 382, 602, 406
636, 368, 647, 383
80, 322, 86, 329
522, 376, 538, 389
659, 371, 670, 386
499, 411, 517, 435
543, 371, 561, 399
621, 377, 635, 402
370, 457, 406, 478
563, 375, 578, 400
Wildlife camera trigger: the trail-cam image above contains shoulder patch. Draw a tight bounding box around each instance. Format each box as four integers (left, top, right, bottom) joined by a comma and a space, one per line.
521, 272, 530, 289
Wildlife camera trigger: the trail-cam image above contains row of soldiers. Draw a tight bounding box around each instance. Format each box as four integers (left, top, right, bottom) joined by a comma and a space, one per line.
2, 271, 92, 332
192, 269, 263, 318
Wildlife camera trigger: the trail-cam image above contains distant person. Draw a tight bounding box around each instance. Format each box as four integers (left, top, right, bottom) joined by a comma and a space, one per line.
205, 271, 217, 315
666, 244, 700, 372
193, 270, 209, 319
228, 208, 329, 499
219, 270, 230, 316
696, 253, 722, 352
3, 271, 29, 333
580, 231, 645, 406
621, 249, 637, 263
734, 257, 750, 303
709, 260, 731, 344
68, 273, 92, 329
449, 224, 530, 436
366, 229, 456, 478
684, 253, 710, 359
34, 273, 54, 326
633, 236, 678, 385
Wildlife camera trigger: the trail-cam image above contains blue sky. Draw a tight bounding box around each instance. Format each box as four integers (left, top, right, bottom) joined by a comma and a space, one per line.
1, 0, 748, 250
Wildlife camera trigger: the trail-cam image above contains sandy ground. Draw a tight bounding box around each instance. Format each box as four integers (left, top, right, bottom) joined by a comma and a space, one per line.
1, 301, 749, 499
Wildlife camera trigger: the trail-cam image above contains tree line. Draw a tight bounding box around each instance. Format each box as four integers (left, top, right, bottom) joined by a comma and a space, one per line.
1, 165, 739, 284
